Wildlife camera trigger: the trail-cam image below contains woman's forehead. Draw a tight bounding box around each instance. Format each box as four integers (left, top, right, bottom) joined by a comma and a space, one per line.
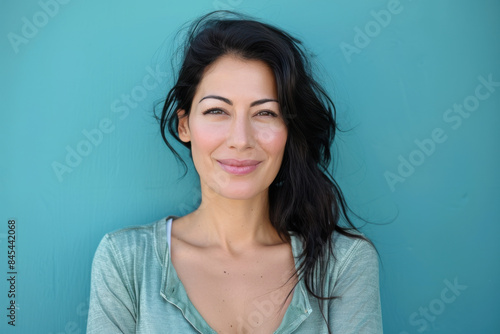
194, 55, 278, 103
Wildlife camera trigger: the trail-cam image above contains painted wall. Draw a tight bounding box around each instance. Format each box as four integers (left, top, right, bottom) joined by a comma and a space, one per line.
1, 0, 499, 333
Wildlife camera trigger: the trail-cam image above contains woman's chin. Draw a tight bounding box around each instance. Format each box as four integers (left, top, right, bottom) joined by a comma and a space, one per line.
209, 186, 267, 202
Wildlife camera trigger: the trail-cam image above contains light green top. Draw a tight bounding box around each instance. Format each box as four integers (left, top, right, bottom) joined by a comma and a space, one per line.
87, 217, 382, 333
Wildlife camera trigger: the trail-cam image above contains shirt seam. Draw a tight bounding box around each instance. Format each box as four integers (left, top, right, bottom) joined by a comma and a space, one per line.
105, 234, 138, 320
335, 238, 364, 279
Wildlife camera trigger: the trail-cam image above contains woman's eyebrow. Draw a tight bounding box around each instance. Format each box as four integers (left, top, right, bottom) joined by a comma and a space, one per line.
250, 98, 279, 107
199, 95, 279, 107
199, 95, 232, 105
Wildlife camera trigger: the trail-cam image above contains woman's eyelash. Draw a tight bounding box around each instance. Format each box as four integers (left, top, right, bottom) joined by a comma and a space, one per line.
202, 108, 279, 117
257, 110, 278, 117
202, 108, 226, 115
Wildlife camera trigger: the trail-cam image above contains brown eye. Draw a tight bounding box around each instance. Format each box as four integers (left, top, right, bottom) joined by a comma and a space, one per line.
202, 108, 226, 115
256, 110, 278, 117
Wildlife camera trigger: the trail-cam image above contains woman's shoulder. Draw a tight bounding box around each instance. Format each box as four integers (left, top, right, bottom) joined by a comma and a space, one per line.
330, 230, 378, 275
290, 229, 378, 276
93, 216, 176, 266
101, 219, 160, 247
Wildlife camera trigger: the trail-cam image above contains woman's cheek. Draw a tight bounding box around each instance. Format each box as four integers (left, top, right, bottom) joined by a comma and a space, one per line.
191, 121, 227, 152
189, 121, 234, 195
255, 121, 287, 148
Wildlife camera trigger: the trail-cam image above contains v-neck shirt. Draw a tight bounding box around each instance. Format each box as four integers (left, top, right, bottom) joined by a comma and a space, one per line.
87, 216, 382, 333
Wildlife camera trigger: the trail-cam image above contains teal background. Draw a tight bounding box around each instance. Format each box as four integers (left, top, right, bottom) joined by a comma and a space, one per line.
1, 0, 499, 333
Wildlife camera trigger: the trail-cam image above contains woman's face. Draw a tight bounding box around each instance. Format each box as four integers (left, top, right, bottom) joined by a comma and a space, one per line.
178, 55, 287, 201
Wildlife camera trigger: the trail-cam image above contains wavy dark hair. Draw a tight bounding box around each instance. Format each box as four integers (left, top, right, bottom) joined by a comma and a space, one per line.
157, 10, 370, 330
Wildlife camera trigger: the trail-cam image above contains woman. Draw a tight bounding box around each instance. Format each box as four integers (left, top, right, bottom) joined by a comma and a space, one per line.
87, 11, 382, 334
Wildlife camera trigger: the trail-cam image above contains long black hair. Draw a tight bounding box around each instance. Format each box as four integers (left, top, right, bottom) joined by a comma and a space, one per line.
157, 10, 371, 326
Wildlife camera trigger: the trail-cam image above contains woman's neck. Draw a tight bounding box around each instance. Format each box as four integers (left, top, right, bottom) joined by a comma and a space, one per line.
181, 189, 282, 255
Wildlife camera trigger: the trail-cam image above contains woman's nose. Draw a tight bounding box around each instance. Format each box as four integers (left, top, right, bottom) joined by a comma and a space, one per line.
226, 114, 255, 150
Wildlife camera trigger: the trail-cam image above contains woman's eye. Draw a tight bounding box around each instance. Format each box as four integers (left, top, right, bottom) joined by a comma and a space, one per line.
256, 110, 278, 117
203, 108, 226, 115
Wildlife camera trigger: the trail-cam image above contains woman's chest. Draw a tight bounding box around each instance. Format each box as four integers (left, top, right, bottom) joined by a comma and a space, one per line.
172, 246, 297, 333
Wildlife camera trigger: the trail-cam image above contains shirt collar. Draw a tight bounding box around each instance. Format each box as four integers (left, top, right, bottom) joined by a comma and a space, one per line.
158, 218, 312, 333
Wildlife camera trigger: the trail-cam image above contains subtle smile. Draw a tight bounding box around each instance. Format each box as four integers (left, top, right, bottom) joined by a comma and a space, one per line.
217, 159, 261, 175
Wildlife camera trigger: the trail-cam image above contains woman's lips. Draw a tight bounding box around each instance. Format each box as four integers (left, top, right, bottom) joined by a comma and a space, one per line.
217, 159, 261, 175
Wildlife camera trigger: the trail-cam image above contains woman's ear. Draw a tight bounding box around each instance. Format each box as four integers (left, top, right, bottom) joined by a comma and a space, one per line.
177, 109, 191, 143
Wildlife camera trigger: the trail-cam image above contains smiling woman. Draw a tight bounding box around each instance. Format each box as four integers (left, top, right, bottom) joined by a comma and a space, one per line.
86, 11, 382, 334
178, 55, 287, 200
